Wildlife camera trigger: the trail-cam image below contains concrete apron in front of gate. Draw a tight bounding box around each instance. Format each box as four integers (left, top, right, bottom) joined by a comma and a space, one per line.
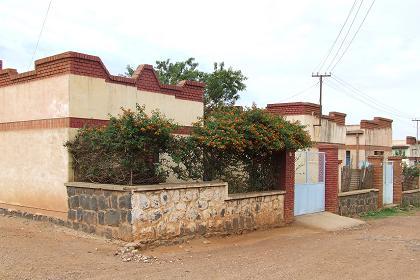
294, 212, 366, 231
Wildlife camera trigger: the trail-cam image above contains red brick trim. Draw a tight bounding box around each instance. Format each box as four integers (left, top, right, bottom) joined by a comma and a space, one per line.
316, 142, 346, 149
0, 51, 205, 103
267, 102, 320, 116
319, 145, 339, 213
0, 118, 193, 135
360, 117, 393, 129
266, 103, 346, 125
345, 145, 392, 152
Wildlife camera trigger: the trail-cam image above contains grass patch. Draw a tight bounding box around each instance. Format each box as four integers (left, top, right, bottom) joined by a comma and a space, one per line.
360, 206, 419, 220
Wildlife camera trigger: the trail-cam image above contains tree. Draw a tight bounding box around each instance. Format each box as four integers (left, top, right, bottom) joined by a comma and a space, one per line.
124, 58, 247, 111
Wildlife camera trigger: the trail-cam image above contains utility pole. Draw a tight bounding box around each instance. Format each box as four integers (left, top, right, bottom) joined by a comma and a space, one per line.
413, 118, 420, 163
312, 72, 331, 126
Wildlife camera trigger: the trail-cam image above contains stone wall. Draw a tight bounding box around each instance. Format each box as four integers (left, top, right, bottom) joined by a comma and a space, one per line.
338, 189, 378, 217
65, 182, 285, 245
402, 189, 420, 207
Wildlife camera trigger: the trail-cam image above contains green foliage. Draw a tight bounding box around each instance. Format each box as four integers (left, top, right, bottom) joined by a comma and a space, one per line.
124, 58, 247, 111
403, 164, 420, 178
169, 106, 312, 193
360, 207, 417, 220
65, 105, 177, 185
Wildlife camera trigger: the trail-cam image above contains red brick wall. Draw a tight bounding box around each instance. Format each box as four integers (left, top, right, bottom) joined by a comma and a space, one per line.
388, 156, 403, 205
278, 150, 295, 223
368, 155, 384, 208
266, 102, 320, 116
0, 117, 193, 135
0, 52, 204, 103
319, 144, 339, 213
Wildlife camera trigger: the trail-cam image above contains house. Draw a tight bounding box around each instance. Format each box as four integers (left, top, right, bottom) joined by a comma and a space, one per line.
345, 117, 393, 169
0, 52, 205, 219
392, 136, 419, 166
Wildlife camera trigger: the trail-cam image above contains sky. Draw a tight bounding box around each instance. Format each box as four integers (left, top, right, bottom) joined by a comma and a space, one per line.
0, 0, 419, 139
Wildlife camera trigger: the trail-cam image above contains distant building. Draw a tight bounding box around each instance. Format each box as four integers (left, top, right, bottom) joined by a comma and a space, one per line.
345, 117, 393, 169
392, 136, 419, 166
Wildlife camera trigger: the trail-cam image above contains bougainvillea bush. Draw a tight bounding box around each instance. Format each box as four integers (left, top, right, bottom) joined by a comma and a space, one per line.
170, 106, 312, 193
65, 105, 177, 185
66, 104, 311, 191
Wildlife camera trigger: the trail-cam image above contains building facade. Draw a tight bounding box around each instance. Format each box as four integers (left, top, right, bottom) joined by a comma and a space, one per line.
392, 136, 419, 166
345, 117, 393, 169
0, 52, 205, 219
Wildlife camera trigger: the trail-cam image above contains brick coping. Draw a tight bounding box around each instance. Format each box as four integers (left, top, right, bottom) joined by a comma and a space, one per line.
65, 181, 228, 192
338, 188, 379, 197
225, 190, 286, 201
402, 189, 420, 194
0, 51, 205, 103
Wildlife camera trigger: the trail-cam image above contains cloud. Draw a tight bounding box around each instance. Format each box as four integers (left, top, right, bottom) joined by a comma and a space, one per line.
0, 0, 418, 138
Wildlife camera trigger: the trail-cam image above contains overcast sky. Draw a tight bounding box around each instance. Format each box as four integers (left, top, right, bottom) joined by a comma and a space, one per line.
0, 0, 419, 139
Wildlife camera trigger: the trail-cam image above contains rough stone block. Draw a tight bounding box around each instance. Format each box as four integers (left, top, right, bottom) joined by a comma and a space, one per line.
68, 209, 76, 221
98, 211, 105, 225
89, 196, 98, 211
105, 210, 121, 227
119, 194, 132, 209
111, 195, 119, 209
98, 196, 108, 210
83, 211, 96, 224
68, 196, 79, 209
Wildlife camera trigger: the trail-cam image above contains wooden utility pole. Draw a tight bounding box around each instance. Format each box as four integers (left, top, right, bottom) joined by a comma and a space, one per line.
413, 118, 420, 163
312, 72, 331, 126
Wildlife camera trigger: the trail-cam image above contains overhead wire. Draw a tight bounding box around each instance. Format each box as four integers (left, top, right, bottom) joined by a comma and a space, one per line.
325, 79, 415, 127
315, 0, 358, 72
329, 0, 376, 71
277, 82, 319, 102
324, 0, 365, 72
332, 75, 413, 118
28, 0, 53, 70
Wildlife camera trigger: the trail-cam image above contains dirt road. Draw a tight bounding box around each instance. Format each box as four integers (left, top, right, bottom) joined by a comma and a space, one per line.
1, 212, 420, 280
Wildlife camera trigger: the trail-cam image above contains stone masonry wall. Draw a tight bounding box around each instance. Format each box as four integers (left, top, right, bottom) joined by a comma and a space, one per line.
338, 189, 378, 217
65, 182, 285, 245
402, 189, 420, 207
66, 185, 133, 241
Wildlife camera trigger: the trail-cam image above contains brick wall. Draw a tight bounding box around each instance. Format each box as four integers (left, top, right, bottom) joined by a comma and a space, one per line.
278, 151, 295, 223
368, 155, 384, 208
319, 144, 339, 213
388, 156, 403, 205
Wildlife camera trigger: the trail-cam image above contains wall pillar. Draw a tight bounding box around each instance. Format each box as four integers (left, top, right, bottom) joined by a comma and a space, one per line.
278, 150, 295, 224
318, 144, 339, 213
367, 155, 384, 208
388, 156, 403, 205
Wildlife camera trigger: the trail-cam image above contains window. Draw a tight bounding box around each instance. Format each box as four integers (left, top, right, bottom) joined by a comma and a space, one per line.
374, 150, 384, 156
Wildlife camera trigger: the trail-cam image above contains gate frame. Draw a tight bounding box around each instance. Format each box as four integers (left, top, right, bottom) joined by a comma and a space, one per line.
294, 151, 326, 216
383, 161, 394, 205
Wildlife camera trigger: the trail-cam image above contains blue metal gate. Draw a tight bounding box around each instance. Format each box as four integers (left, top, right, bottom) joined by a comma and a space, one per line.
383, 161, 393, 205
294, 151, 326, 216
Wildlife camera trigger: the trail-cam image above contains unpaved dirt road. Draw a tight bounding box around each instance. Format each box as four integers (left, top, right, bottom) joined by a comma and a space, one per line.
1, 212, 420, 280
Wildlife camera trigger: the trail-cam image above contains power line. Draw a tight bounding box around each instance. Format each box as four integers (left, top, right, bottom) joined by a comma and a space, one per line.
316, 0, 358, 72
325, 0, 365, 72
277, 82, 319, 102
332, 75, 413, 118
28, 0, 52, 70
330, 0, 376, 71
325, 79, 415, 127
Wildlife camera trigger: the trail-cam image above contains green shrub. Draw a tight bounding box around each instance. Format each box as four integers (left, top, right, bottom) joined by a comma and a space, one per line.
169, 106, 312, 193
65, 105, 177, 185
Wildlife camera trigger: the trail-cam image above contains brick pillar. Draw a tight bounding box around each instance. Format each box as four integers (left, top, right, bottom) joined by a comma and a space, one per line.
278, 150, 295, 224
388, 156, 403, 205
319, 144, 339, 213
368, 155, 384, 208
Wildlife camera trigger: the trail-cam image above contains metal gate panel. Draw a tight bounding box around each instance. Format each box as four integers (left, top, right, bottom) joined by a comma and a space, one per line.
294, 151, 326, 216
383, 161, 393, 205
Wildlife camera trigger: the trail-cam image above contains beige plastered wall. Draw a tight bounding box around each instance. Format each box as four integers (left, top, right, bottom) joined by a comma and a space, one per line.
69, 75, 203, 126
0, 128, 72, 219
0, 74, 204, 218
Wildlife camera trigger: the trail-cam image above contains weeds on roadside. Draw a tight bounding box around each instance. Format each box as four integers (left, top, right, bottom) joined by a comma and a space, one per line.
360, 206, 419, 220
